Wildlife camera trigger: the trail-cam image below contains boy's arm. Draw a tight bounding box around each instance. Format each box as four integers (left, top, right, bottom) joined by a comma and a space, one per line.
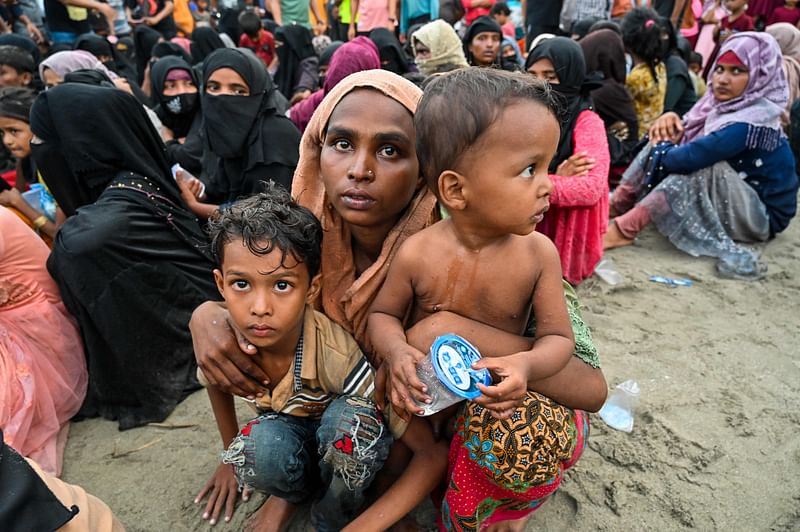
146, 0, 173, 25
207, 386, 239, 448
270, 0, 282, 25
343, 417, 447, 531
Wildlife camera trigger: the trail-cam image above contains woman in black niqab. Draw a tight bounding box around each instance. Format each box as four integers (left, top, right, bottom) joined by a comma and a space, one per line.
30, 84, 217, 430
133, 25, 163, 84
190, 27, 226, 65
273, 25, 318, 99
202, 48, 300, 198
369, 27, 413, 74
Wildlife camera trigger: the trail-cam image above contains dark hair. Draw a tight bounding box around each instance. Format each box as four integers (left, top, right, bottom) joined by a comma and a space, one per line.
238, 11, 262, 38
588, 19, 621, 35
490, 2, 511, 16
207, 184, 323, 279
622, 7, 665, 81
0, 45, 34, 74
688, 51, 703, 66
0, 86, 36, 122
415, 68, 559, 193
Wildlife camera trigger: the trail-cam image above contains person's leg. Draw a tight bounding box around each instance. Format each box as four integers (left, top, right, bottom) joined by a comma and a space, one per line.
604, 205, 651, 249
312, 395, 393, 531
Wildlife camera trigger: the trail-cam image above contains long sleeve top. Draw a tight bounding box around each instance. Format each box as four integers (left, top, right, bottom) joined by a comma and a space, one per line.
537, 110, 611, 285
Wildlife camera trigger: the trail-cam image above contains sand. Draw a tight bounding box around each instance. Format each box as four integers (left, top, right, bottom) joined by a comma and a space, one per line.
60, 221, 800, 531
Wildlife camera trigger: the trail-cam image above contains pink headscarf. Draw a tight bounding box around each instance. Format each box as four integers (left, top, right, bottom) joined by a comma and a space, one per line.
39, 50, 119, 82
289, 37, 380, 133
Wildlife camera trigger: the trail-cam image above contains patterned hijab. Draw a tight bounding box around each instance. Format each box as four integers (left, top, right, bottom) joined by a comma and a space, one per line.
682, 32, 788, 149
291, 70, 438, 349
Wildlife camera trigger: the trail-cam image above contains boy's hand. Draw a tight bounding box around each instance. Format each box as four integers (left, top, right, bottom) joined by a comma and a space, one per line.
195, 463, 251, 525
376, 345, 430, 417
472, 353, 529, 419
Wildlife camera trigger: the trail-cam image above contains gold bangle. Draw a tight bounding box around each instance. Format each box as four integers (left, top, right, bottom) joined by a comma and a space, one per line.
32, 215, 47, 229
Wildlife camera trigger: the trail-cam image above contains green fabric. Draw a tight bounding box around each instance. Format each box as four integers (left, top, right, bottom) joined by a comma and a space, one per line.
281, 0, 311, 27
339, 0, 355, 24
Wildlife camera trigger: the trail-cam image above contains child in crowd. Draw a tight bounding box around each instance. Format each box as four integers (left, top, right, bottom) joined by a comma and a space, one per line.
0, 45, 34, 88
622, 7, 667, 139
768, 0, 800, 25
237, 10, 276, 70
688, 51, 707, 96
190, 0, 211, 28
369, 68, 586, 529
490, 1, 515, 37
196, 188, 447, 529
715, 0, 753, 43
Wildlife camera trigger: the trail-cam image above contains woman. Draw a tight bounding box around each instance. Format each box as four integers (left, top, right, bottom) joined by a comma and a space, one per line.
74, 33, 137, 81
369, 27, 414, 75
462, 16, 518, 71
190, 69, 606, 529
38, 49, 118, 89
766, 23, 800, 126
190, 26, 226, 65
273, 25, 319, 102
0, 207, 87, 475
411, 19, 469, 76
289, 37, 380, 133
526, 37, 611, 285
150, 55, 204, 175
133, 25, 163, 85
606, 32, 799, 279
580, 29, 639, 186
31, 84, 218, 429
184, 48, 299, 214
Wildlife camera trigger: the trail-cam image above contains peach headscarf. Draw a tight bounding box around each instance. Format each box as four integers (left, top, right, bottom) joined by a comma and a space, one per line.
291, 70, 438, 351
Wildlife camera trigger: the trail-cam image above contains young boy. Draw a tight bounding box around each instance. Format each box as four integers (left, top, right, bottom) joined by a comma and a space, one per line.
367, 66, 582, 530
237, 10, 276, 70
490, 1, 515, 37
196, 187, 447, 531
0, 45, 34, 88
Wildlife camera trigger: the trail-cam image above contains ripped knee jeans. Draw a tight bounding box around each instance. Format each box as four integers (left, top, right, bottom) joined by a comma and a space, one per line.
221, 395, 392, 531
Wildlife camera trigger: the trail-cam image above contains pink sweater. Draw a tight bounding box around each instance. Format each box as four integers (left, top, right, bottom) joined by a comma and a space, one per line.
537, 110, 610, 285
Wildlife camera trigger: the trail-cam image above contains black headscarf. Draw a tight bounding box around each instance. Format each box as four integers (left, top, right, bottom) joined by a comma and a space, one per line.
571, 16, 601, 39
133, 25, 162, 84
151, 56, 200, 138
202, 48, 300, 195
74, 33, 138, 81
28, 84, 183, 218
151, 41, 192, 64
369, 28, 412, 74
526, 37, 596, 172
463, 16, 503, 67
190, 27, 226, 65
580, 29, 638, 138
63, 67, 116, 87
274, 25, 316, 99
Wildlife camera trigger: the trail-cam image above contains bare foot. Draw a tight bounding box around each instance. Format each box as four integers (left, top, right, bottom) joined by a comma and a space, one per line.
244, 496, 296, 532
603, 221, 634, 250
485, 514, 531, 532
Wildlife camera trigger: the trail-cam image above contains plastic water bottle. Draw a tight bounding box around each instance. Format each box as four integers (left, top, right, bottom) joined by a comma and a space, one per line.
598, 380, 640, 432
594, 258, 624, 285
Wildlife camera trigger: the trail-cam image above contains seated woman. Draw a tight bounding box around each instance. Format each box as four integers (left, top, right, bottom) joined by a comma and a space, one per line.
190, 70, 606, 529
0, 207, 87, 476
580, 28, 639, 188
178, 48, 301, 219
30, 84, 219, 430
462, 16, 519, 71
369, 28, 415, 75
526, 37, 611, 285
150, 56, 204, 175
274, 25, 319, 104
605, 32, 799, 280
411, 19, 469, 77
38, 49, 118, 89
766, 23, 800, 127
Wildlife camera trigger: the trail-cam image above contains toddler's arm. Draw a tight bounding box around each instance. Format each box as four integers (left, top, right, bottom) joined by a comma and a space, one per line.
343, 417, 448, 531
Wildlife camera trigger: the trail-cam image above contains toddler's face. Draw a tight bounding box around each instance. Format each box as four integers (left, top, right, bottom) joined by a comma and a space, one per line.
214, 241, 313, 351
320, 89, 420, 235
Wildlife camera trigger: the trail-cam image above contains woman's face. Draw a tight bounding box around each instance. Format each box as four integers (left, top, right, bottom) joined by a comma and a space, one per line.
0, 116, 32, 158
527, 58, 559, 84
469, 31, 501, 66
205, 67, 250, 96
414, 39, 431, 61
502, 43, 516, 60
712, 62, 749, 102
163, 70, 198, 97
42, 67, 62, 89
320, 89, 421, 237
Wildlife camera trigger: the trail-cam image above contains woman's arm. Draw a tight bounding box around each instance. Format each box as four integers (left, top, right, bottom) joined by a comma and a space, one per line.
661, 122, 749, 175
549, 111, 611, 207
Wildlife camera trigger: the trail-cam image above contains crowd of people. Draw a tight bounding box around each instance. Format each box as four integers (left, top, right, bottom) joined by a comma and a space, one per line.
0, 0, 798, 529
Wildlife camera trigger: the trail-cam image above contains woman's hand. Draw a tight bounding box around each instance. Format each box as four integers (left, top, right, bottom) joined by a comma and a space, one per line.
555, 151, 595, 177
189, 301, 269, 399
472, 353, 529, 419
195, 463, 252, 526
0, 188, 24, 209
373, 344, 429, 418
649, 112, 684, 144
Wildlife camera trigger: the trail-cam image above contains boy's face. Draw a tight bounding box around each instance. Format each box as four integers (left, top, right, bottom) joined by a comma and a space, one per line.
0, 65, 31, 88
493, 13, 508, 25
0, 116, 32, 159
214, 241, 318, 352
456, 100, 558, 236
689, 62, 702, 74
320, 89, 421, 235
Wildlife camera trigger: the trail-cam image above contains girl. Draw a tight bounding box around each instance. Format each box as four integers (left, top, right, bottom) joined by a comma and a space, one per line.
606, 32, 799, 279
411, 19, 469, 77
526, 37, 611, 285
622, 7, 668, 139
0, 87, 63, 244
191, 69, 606, 529
178, 48, 300, 218
30, 84, 219, 429
462, 16, 518, 71
715, 0, 753, 44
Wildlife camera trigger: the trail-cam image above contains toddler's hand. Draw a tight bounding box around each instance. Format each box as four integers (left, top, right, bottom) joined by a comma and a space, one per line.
377, 345, 430, 417
472, 354, 529, 419
195, 463, 251, 526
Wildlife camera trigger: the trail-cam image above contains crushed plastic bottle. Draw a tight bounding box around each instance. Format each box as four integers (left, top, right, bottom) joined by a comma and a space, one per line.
598, 379, 640, 432
594, 257, 624, 285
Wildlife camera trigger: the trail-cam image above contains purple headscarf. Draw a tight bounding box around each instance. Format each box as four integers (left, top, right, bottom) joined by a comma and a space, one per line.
289, 37, 380, 133
682, 32, 788, 150
39, 50, 119, 82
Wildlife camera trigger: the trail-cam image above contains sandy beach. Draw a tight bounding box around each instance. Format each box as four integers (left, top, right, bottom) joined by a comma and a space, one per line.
60, 220, 800, 531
